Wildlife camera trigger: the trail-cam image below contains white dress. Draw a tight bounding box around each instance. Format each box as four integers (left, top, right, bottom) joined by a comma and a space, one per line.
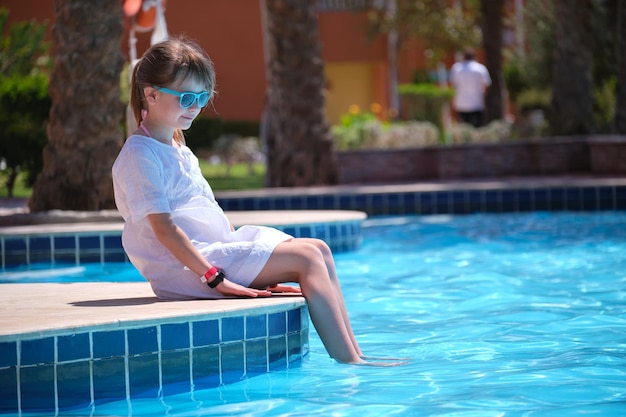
112, 135, 292, 300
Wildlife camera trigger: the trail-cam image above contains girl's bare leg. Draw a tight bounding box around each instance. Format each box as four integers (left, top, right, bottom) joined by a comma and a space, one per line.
295, 238, 364, 356
251, 240, 364, 364
294, 240, 409, 363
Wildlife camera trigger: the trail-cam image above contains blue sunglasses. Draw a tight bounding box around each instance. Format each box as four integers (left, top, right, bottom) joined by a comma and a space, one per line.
153, 86, 211, 108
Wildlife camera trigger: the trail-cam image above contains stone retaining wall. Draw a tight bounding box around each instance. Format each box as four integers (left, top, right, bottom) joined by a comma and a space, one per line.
336, 135, 626, 184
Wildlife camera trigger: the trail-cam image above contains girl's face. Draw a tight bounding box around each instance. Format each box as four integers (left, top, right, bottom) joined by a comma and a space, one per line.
148, 76, 208, 131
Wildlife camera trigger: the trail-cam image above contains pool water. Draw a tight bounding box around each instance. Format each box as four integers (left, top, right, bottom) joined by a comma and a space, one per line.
6, 211, 626, 416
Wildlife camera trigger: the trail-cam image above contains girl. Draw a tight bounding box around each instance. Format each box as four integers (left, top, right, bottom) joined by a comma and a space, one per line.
113, 36, 404, 366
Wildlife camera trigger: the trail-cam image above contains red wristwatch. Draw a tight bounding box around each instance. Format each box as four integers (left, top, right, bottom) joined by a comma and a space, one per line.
201, 266, 225, 288
201, 266, 218, 284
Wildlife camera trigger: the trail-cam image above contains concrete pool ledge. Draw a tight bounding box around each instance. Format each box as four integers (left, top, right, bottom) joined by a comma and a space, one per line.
0, 282, 307, 341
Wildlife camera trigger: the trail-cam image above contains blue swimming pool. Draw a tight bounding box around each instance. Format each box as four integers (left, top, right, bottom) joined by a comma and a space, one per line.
3, 211, 626, 416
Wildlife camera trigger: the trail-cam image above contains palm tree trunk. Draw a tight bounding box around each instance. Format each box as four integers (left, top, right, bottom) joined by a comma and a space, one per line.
29, 0, 124, 211
616, 0, 626, 133
262, 0, 338, 187
549, 0, 594, 135
481, 0, 505, 123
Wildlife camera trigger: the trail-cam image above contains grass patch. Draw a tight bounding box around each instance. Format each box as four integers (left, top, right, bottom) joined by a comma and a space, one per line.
0, 162, 266, 198
0, 172, 32, 198
200, 161, 265, 191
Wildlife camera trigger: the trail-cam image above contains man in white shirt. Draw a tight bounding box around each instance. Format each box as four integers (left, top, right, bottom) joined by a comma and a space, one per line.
450, 48, 492, 127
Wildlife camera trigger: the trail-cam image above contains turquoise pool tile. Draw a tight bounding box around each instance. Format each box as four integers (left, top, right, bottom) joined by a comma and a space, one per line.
54, 236, 75, 250
58, 333, 90, 362
192, 345, 220, 389
222, 316, 244, 342
20, 364, 55, 412
128, 326, 157, 355
57, 361, 91, 409
533, 188, 550, 211
288, 333, 302, 361
245, 339, 268, 374
103, 235, 122, 250
246, 314, 266, 339
549, 188, 566, 210
104, 251, 127, 263
353, 194, 370, 212
268, 311, 286, 336
581, 187, 598, 210
273, 197, 289, 210
516, 189, 533, 211
79, 235, 100, 250
192, 319, 219, 346
129, 354, 160, 398
257, 198, 272, 210
312, 224, 326, 239
289, 196, 306, 210
93, 357, 126, 404
304, 195, 321, 209
615, 186, 626, 209
564, 187, 582, 210
161, 322, 190, 351
4, 238, 26, 253
449, 191, 468, 213
281, 226, 297, 237
79, 252, 101, 263
386, 193, 404, 214
483, 190, 501, 212
0, 341, 17, 367
21, 337, 54, 365
320, 195, 334, 209
93, 329, 125, 358
419, 192, 435, 214
220, 342, 245, 384
161, 350, 191, 397
268, 336, 287, 370
29, 236, 51, 251
0, 367, 17, 412
338, 194, 355, 210
465, 190, 483, 212
597, 187, 615, 209
287, 308, 301, 333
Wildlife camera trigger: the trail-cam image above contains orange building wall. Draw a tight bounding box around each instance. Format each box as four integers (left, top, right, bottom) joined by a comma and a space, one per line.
2, 1, 421, 124
318, 11, 386, 61
135, 0, 268, 122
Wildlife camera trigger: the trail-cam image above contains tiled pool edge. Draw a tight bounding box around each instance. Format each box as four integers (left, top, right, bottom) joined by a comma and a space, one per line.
216, 177, 626, 215
0, 211, 366, 270
0, 284, 309, 413
0, 210, 364, 414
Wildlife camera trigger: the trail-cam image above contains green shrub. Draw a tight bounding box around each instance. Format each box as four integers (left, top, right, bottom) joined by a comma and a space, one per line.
593, 76, 616, 131
398, 83, 453, 143
0, 73, 50, 196
184, 115, 260, 151
516, 88, 551, 114
331, 111, 381, 150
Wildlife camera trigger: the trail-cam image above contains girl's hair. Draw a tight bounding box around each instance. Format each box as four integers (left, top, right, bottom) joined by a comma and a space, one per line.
130, 36, 216, 145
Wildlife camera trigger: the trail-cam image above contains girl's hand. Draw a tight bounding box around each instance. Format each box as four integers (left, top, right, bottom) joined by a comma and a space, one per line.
268, 284, 302, 295
216, 279, 272, 298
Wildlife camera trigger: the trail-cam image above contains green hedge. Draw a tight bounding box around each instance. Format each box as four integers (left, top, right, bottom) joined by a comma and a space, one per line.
184, 115, 260, 151
0, 74, 50, 196
398, 83, 453, 143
